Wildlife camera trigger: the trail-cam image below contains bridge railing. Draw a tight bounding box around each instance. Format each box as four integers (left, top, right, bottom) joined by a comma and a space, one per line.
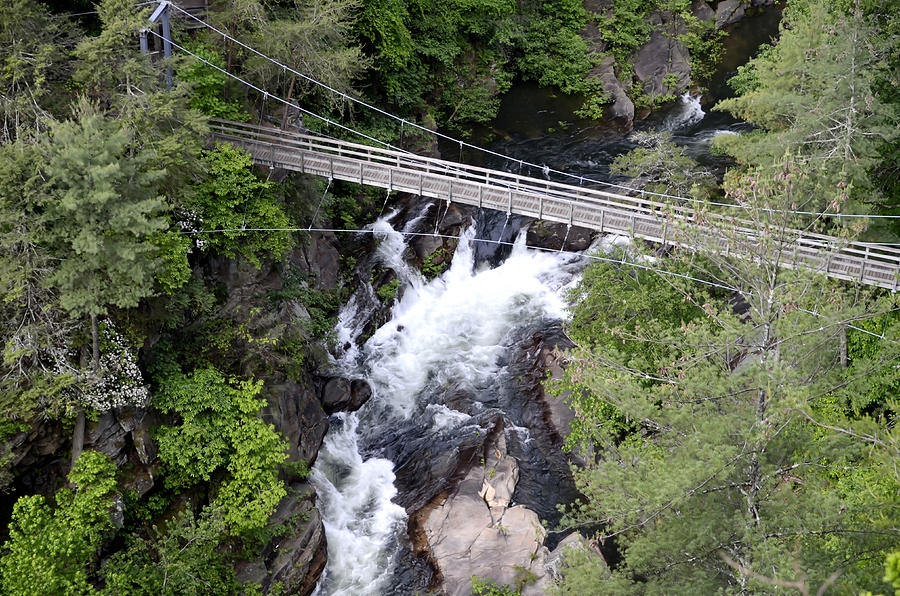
208, 119, 900, 291
209, 119, 696, 218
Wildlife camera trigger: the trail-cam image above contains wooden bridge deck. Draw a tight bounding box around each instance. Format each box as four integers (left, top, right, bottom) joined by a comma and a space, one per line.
209, 119, 900, 291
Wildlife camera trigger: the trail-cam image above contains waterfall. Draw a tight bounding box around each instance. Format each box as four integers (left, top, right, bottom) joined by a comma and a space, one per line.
311, 215, 587, 594
663, 93, 705, 131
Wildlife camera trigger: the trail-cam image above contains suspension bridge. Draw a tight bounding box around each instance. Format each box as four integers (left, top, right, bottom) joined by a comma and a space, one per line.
140, 1, 900, 292
209, 119, 900, 291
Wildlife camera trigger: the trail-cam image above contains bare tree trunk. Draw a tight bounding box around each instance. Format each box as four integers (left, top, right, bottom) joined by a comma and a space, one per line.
70, 410, 85, 470
840, 325, 848, 368
71, 314, 100, 470
281, 73, 296, 129
91, 313, 100, 371
225, 39, 233, 100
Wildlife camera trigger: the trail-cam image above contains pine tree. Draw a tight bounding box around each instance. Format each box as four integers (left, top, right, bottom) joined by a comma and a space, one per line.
555, 156, 900, 593
714, 0, 899, 216
41, 105, 167, 323
0, 0, 79, 143
73, 0, 207, 194
40, 103, 168, 466
247, 0, 370, 125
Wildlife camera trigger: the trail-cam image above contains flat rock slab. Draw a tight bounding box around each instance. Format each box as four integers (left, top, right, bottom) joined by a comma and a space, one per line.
423, 430, 548, 595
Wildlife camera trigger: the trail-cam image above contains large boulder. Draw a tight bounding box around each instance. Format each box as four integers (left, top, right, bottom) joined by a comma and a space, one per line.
295, 232, 340, 290
265, 483, 328, 595
422, 428, 550, 596
526, 220, 593, 252
235, 482, 327, 596
264, 379, 328, 466
633, 12, 692, 100
320, 377, 372, 414
692, 0, 716, 21
594, 55, 635, 128
715, 0, 749, 27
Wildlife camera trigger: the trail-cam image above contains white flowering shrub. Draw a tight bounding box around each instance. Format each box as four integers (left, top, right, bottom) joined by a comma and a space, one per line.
78, 322, 150, 412
177, 207, 206, 250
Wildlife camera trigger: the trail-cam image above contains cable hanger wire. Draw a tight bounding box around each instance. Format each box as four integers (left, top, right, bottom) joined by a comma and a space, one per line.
166, 2, 900, 220
149, 23, 900, 235
179, 223, 897, 341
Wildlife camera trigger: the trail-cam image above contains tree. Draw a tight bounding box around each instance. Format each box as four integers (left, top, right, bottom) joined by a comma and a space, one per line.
714, 0, 899, 216
205, 0, 268, 83
177, 42, 250, 122
554, 155, 900, 593
610, 131, 717, 200
0, 0, 78, 143
186, 144, 292, 267
154, 367, 287, 535
40, 103, 168, 465
41, 104, 167, 354
249, 0, 369, 124
73, 0, 207, 194
0, 451, 117, 595
102, 506, 237, 595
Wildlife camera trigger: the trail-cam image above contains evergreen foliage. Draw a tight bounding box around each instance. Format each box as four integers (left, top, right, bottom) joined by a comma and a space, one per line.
0, 0, 77, 142
0, 140, 78, 441
1, 0, 899, 592
555, 155, 900, 593
610, 131, 717, 200
249, 0, 369, 119
40, 104, 168, 319
715, 0, 899, 216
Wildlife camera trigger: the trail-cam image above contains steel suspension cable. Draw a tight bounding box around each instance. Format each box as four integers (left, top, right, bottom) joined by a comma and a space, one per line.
165, 1, 900, 220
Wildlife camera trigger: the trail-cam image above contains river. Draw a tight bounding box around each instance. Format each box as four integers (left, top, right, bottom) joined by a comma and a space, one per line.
310, 6, 783, 594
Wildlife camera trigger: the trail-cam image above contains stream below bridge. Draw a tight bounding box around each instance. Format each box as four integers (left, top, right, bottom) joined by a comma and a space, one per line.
309, 7, 783, 594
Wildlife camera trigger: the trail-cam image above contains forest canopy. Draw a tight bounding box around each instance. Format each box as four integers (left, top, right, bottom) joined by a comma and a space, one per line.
0, 0, 897, 594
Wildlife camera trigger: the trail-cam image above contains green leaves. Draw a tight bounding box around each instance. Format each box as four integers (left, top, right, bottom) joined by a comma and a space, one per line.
714, 1, 899, 215
0, 451, 117, 596
0, 0, 76, 142
154, 367, 287, 535
102, 507, 237, 595
187, 144, 292, 267
178, 42, 250, 122
41, 104, 168, 318
610, 131, 717, 202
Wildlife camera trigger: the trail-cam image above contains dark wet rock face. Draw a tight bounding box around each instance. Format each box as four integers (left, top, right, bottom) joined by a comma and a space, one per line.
320, 377, 373, 414
594, 55, 636, 128
633, 12, 692, 99
235, 482, 326, 596
526, 221, 594, 252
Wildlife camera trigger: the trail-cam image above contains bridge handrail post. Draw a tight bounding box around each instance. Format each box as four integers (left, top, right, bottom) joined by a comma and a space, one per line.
860, 246, 870, 282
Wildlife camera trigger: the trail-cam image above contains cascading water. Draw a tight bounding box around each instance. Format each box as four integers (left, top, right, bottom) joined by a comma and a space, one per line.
662, 93, 706, 131
311, 213, 588, 594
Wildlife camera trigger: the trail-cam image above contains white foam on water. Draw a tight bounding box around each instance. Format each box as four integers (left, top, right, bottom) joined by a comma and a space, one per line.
312, 218, 587, 594
664, 93, 705, 131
